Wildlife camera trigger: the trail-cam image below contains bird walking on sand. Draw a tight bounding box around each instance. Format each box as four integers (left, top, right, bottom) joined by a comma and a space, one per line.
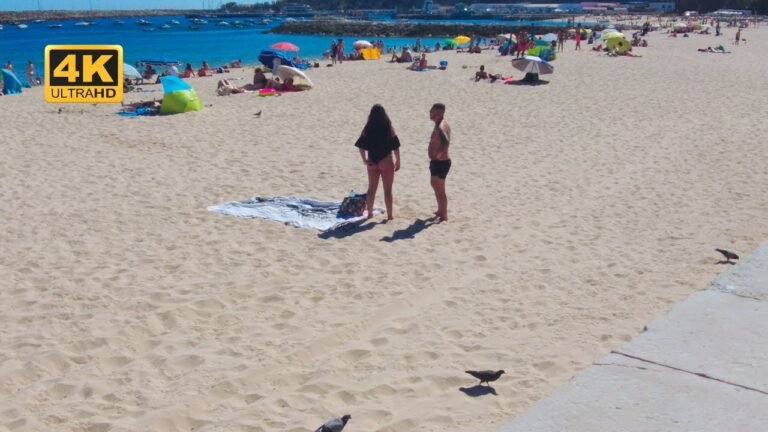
254, 110, 262, 117
314, 414, 351, 432
716, 248, 739, 264
465, 369, 505, 386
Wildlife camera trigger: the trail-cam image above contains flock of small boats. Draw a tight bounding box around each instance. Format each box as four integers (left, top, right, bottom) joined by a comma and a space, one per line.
3, 17, 274, 32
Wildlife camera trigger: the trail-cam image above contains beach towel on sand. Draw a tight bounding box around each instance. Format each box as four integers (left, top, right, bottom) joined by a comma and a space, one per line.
208, 195, 382, 231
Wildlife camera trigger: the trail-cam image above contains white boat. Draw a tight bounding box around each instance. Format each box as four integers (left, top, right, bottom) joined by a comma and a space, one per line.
0, 25, 4, 31
169, 19, 180, 25
190, 18, 208, 25
160, 24, 171, 29
74, 22, 90, 26
48, 24, 63, 28
113, 20, 125, 25
33, 19, 45, 23
137, 19, 152, 26
216, 21, 230, 26
17, 24, 29, 29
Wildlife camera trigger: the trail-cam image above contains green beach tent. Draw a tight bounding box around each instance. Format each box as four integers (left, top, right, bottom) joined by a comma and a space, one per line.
606, 38, 632, 54
159, 76, 202, 115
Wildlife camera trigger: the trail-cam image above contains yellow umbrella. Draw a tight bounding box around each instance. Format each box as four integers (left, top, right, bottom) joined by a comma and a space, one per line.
454, 35, 471, 45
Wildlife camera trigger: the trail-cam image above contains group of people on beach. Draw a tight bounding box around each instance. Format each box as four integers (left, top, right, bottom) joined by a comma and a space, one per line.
355, 103, 452, 222
216, 67, 303, 95
1, 60, 42, 90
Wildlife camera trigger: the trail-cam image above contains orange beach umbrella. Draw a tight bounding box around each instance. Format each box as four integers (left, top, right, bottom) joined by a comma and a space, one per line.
271, 42, 300, 51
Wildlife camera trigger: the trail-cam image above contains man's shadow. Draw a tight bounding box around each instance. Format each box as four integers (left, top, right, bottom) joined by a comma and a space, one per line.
715, 260, 737, 265
507, 79, 550, 86
380, 217, 440, 242
459, 385, 498, 397
318, 220, 380, 239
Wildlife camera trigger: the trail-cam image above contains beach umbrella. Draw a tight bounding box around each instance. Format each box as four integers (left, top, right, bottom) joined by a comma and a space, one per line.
511, 56, 554, 75
353, 40, 373, 49
497, 33, 517, 42
276, 65, 313, 89
123, 63, 141, 78
600, 31, 624, 41
454, 35, 471, 45
541, 33, 558, 42
270, 41, 299, 51
442, 38, 457, 47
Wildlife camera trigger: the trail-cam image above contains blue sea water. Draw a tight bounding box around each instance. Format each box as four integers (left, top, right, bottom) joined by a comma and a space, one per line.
0, 15, 600, 84
0, 15, 509, 83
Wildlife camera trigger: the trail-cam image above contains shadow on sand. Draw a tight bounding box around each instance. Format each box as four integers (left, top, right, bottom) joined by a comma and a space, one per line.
380, 217, 440, 242
317, 219, 381, 239
459, 385, 498, 397
506, 78, 550, 86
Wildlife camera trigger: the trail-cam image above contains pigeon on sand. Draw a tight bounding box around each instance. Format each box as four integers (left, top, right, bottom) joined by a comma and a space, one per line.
465, 370, 505, 386
314, 414, 351, 432
716, 248, 739, 264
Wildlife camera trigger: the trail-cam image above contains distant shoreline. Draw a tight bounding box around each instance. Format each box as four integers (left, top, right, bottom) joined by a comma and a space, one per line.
0, 10, 204, 23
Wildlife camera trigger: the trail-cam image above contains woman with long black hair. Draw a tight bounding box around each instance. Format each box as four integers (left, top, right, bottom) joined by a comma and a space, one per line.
355, 104, 401, 220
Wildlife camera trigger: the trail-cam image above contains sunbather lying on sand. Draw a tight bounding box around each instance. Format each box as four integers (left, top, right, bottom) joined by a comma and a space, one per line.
698, 46, 731, 53
217, 79, 246, 95
122, 99, 161, 109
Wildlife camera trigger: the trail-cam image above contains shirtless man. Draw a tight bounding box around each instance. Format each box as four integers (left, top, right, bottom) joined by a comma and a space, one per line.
428, 103, 451, 221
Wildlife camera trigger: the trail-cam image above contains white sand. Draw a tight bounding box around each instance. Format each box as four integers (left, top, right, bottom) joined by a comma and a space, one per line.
1, 24, 767, 432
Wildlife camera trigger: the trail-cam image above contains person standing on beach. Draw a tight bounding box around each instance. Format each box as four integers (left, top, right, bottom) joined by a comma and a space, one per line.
4, 60, 13, 71
355, 104, 401, 220
575, 25, 582, 50
735, 28, 741, 45
330, 40, 338, 64
337, 39, 345, 63
26, 61, 34, 86
557, 30, 565, 52
428, 103, 451, 222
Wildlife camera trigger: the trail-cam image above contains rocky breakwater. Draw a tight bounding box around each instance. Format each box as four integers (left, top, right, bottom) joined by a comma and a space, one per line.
271, 20, 600, 38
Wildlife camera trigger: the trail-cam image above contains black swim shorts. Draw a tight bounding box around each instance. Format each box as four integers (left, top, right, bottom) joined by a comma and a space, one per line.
429, 159, 452, 179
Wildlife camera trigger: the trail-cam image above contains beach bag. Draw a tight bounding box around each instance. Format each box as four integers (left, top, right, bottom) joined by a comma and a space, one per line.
339, 193, 367, 218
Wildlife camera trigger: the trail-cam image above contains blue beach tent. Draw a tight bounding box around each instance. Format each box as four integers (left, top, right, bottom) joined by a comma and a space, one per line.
2, 69, 23, 95
258, 50, 302, 70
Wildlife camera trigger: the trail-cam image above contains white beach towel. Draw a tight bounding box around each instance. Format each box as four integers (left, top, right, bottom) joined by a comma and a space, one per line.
208, 196, 382, 231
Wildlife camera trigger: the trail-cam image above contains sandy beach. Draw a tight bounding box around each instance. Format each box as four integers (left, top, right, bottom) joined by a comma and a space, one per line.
1, 23, 767, 432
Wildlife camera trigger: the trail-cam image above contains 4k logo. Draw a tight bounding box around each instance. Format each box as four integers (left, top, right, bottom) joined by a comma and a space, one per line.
45, 45, 123, 103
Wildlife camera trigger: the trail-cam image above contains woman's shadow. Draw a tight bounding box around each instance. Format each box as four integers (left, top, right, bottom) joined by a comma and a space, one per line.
318, 219, 380, 239
380, 216, 440, 242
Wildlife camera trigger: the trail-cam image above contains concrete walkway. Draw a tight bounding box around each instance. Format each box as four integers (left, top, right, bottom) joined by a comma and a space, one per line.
499, 242, 768, 432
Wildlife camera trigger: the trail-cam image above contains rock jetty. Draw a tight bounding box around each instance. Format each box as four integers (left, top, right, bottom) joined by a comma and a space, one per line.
271, 20, 608, 38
